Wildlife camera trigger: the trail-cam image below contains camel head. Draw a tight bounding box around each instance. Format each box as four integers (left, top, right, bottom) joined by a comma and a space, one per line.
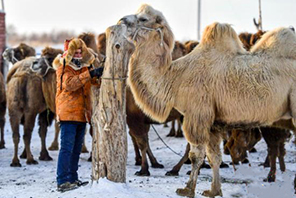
225, 129, 261, 164
200, 22, 246, 54
31, 47, 63, 77
3, 43, 36, 64
78, 32, 106, 68
118, 4, 174, 52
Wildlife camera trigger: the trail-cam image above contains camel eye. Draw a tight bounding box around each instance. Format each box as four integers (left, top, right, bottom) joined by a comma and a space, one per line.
139, 17, 148, 22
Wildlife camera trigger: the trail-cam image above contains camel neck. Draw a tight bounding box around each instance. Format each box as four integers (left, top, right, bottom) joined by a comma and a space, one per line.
128, 42, 175, 123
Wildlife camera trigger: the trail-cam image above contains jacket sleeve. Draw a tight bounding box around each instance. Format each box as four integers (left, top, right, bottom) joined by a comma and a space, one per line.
57, 66, 91, 92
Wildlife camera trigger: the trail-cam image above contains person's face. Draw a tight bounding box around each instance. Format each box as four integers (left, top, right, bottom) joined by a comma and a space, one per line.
74, 48, 82, 58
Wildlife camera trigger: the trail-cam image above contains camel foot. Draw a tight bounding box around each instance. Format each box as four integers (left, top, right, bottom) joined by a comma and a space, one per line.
20, 151, 27, 159
220, 162, 229, 168
249, 148, 257, 153
10, 161, 22, 167
202, 189, 223, 197
163, 123, 169, 128
242, 158, 249, 164
176, 187, 195, 198
87, 156, 92, 162
151, 163, 164, 169
135, 170, 150, 176
201, 162, 211, 169
184, 159, 191, 164
0, 141, 5, 149
26, 159, 38, 165
39, 154, 53, 161
166, 130, 176, 137
48, 143, 59, 151
263, 174, 275, 182
175, 131, 183, 138
165, 170, 179, 176
259, 162, 270, 168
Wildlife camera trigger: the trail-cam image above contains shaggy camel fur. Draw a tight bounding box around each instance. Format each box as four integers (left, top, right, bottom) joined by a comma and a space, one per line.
120, 4, 296, 197
7, 48, 61, 167
3, 43, 36, 64
96, 31, 180, 175
0, 72, 5, 149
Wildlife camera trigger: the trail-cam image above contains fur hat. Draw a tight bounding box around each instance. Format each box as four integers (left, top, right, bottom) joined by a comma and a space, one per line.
63, 38, 95, 66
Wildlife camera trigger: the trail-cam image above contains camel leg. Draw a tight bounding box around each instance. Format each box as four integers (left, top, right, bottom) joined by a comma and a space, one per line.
19, 135, 27, 159
48, 120, 60, 151
146, 141, 164, 168
38, 111, 52, 161
23, 114, 38, 165
10, 114, 21, 167
130, 133, 142, 166
278, 142, 286, 172
87, 125, 93, 162
0, 116, 5, 149
163, 122, 169, 128
264, 145, 277, 182
134, 133, 150, 176
175, 119, 183, 137
176, 144, 206, 197
294, 174, 296, 194
166, 143, 190, 176
202, 133, 223, 197
167, 120, 176, 137
259, 154, 270, 167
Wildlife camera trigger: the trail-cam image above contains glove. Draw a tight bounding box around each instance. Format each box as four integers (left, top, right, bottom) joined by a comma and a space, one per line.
89, 67, 104, 78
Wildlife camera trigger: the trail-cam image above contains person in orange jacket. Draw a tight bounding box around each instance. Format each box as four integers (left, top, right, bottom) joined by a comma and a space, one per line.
53, 38, 103, 192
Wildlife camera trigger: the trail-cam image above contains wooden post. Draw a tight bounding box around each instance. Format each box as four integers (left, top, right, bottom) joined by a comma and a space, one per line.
91, 24, 134, 183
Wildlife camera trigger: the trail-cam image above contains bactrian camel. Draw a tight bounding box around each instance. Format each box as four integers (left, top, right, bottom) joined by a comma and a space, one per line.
119, 4, 296, 197
7, 48, 62, 166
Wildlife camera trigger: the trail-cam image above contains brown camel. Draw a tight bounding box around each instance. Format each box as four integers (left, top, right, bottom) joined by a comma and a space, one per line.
3, 43, 36, 64
0, 72, 5, 149
1, 43, 36, 149
7, 47, 62, 167
119, 4, 296, 197
97, 32, 106, 56
227, 119, 294, 182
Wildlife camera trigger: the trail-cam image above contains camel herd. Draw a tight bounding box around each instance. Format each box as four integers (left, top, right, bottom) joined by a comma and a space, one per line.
0, 4, 295, 197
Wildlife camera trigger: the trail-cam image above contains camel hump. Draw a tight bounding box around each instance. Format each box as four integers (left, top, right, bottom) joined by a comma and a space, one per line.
200, 22, 246, 54
251, 27, 296, 59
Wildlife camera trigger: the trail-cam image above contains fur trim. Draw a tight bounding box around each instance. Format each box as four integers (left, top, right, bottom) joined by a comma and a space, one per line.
65, 38, 95, 66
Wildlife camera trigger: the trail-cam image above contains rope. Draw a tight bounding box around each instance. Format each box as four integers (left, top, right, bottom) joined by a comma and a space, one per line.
101, 76, 128, 81
151, 125, 182, 157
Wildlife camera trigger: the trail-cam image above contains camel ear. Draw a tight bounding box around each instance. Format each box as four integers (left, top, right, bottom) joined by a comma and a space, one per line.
156, 16, 162, 24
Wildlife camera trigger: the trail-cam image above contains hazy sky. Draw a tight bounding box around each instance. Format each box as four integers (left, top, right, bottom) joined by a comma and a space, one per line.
4, 0, 296, 41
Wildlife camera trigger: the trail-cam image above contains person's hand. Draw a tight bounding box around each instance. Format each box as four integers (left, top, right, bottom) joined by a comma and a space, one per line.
89, 67, 104, 78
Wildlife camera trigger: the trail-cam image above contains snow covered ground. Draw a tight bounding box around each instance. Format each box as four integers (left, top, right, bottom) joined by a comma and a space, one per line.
0, 113, 295, 198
